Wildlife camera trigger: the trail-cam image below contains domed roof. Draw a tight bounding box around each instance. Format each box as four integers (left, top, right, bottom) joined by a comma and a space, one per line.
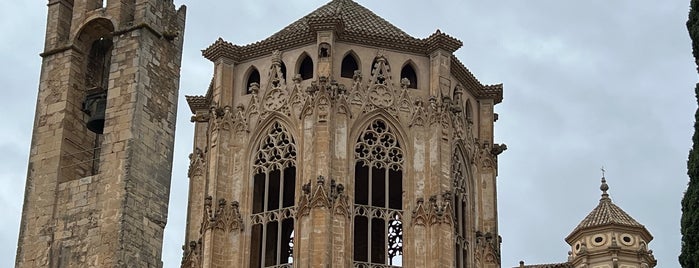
566, 177, 650, 242
202, 0, 461, 62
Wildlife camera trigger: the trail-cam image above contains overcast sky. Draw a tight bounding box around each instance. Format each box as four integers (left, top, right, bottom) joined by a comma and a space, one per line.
0, 0, 694, 267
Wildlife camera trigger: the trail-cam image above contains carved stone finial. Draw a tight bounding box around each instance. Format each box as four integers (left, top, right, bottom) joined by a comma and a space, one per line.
601, 176, 610, 199
400, 77, 411, 89
353, 70, 362, 82
271, 50, 282, 65
249, 82, 260, 95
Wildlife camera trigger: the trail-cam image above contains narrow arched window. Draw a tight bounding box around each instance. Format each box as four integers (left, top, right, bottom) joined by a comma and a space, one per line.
319, 43, 331, 58
400, 63, 417, 89
85, 38, 113, 90
353, 119, 404, 267
465, 100, 473, 123
452, 147, 469, 268
298, 54, 313, 80
341, 53, 359, 79
246, 67, 261, 94
250, 122, 297, 267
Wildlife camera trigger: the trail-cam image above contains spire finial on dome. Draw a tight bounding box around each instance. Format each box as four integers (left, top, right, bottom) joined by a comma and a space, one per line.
600, 166, 610, 200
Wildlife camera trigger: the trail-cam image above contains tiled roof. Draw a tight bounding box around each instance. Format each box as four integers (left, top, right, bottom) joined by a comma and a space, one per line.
571, 196, 644, 233
200, 0, 502, 103
515, 262, 573, 268
270, 0, 412, 43
202, 0, 461, 62
566, 177, 649, 241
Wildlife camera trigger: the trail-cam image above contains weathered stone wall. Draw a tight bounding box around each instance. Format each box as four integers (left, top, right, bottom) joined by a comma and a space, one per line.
16, 0, 185, 267
184, 35, 503, 267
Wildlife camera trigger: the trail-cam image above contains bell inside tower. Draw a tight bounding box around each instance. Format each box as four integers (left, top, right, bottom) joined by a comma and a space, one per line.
82, 37, 112, 134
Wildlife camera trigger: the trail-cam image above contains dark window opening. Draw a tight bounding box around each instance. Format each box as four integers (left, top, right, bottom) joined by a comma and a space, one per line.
281, 62, 287, 82
353, 119, 403, 267
400, 64, 417, 89
319, 43, 331, 58
341, 54, 359, 79
299, 55, 313, 80
251, 122, 297, 268
465, 100, 473, 122
82, 37, 112, 174
86, 38, 112, 90
453, 148, 470, 268
246, 68, 261, 94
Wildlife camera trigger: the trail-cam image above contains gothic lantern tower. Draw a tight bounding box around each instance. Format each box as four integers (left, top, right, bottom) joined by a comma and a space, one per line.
16, 1, 185, 267
565, 177, 657, 268
182, 1, 504, 267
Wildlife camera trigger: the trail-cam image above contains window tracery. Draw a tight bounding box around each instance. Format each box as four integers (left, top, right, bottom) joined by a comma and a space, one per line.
250, 122, 297, 268
353, 119, 404, 267
453, 147, 470, 268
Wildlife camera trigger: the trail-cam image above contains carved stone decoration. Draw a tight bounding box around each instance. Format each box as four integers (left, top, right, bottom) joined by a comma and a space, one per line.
409, 98, 427, 128
474, 140, 498, 171
428, 96, 452, 129
262, 50, 290, 116
474, 231, 501, 265
245, 82, 261, 126
427, 192, 454, 226
180, 240, 202, 268
202, 196, 244, 233
232, 104, 248, 133
207, 104, 236, 148
366, 53, 396, 113
297, 176, 349, 219
491, 143, 507, 156
288, 74, 307, 119
411, 198, 429, 226
202, 196, 214, 232
348, 70, 365, 107
309, 175, 332, 209
188, 147, 206, 178
397, 82, 414, 117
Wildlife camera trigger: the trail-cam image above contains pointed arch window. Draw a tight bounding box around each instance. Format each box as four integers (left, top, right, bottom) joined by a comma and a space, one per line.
246, 67, 261, 94
341, 53, 359, 78
353, 119, 404, 267
400, 63, 417, 89
298, 54, 313, 80
452, 147, 470, 268
250, 122, 297, 268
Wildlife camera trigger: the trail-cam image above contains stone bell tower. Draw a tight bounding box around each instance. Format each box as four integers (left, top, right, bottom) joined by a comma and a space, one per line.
181, 1, 505, 267
15, 0, 185, 267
